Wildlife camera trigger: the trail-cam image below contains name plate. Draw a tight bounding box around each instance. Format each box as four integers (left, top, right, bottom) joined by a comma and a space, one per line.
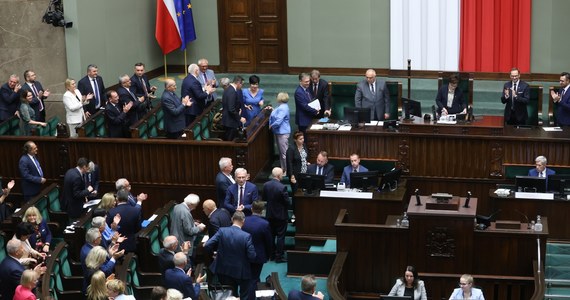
320, 190, 373, 199
514, 192, 554, 200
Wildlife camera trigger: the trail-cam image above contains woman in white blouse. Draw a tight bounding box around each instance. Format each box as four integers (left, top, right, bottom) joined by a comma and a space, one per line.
62, 78, 92, 137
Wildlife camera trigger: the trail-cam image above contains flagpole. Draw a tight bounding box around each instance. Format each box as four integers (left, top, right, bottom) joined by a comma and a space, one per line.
178, 49, 187, 79
158, 54, 171, 82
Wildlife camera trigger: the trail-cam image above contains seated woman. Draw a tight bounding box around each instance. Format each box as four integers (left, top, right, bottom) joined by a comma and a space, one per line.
22, 206, 52, 253
19, 90, 46, 135
241, 75, 264, 126
388, 265, 427, 300
435, 74, 466, 116
12, 222, 46, 266
449, 274, 484, 300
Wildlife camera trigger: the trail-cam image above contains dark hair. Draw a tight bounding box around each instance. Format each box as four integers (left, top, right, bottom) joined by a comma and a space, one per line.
561, 72, 570, 81
16, 222, 35, 239
151, 286, 167, 300
249, 75, 260, 85
92, 208, 107, 218
448, 74, 460, 85
134, 62, 145, 68
116, 189, 129, 203
293, 131, 304, 141
23, 141, 35, 154
251, 200, 264, 214
19, 89, 31, 102
233, 76, 244, 84
77, 157, 89, 168
106, 90, 116, 100
23, 70, 33, 81
400, 265, 419, 290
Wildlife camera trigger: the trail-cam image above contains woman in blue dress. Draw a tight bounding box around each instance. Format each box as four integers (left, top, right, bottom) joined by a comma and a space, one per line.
241, 75, 264, 126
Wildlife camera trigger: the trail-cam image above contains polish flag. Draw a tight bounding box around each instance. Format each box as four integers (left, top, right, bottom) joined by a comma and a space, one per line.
155, 0, 182, 55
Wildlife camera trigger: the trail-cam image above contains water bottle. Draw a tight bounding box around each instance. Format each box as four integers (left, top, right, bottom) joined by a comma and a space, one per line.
535, 215, 543, 232
530, 220, 535, 231
401, 212, 409, 228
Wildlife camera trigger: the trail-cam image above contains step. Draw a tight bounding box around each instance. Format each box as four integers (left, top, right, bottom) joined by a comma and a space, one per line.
548, 243, 570, 255
546, 253, 570, 266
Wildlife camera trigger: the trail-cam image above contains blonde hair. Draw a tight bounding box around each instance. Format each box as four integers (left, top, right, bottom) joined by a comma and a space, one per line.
64, 78, 75, 89
20, 269, 38, 288
99, 192, 116, 210
276, 92, 289, 103
85, 246, 107, 269
166, 288, 183, 300
461, 274, 474, 284
87, 270, 108, 300
106, 279, 127, 295
22, 206, 42, 224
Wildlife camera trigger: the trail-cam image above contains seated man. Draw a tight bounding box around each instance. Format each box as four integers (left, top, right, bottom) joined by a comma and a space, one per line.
158, 235, 190, 275
339, 153, 368, 187
288, 274, 324, 300
528, 155, 555, 178
307, 151, 334, 184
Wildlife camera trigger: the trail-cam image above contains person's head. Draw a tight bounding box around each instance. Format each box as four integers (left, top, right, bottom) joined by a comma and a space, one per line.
276, 92, 289, 104
459, 274, 474, 292
198, 58, 209, 72
310, 69, 321, 84
166, 288, 184, 300
293, 131, 304, 146
134, 62, 146, 77
560, 72, 570, 88
15, 222, 35, 241
116, 189, 129, 204
183, 193, 200, 210
77, 157, 90, 174
23, 140, 38, 155
119, 74, 132, 88
87, 161, 96, 173
232, 76, 244, 89
87, 64, 99, 78
173, 252, 188, 268
403, 265, 419, 288
349, 153, 361, 169
163, 235, 178, 251
106, 279, 127, 297
316, 151, 329, 167
510, 68, 520, 83
6, 239, 24, 259
249, 75, 260, 91
272, 167, 284, 181
91, 216, 106, 233
365, 69, 376, 85
24, 70, 36, 83
219, 157, 233, 174
151, 286, 167, 300
23, 206, 42, 224
115, 178, 131, 191
85, 227, 102, 246
86, 246, 108, 269
20, 269, 39, 290
64, 78, 76, 91
202, 199, 217, 216
165, 79, 177, 92
220, 77, 231, 89
299, 73, 310, 89
188, 64, 199, 76
535, 156, 547, 173
87, 270, 107, 299
92, 208, 107, 218
7, 74, 19, 89
107, 90, 119, 104
448, 74, 460, 91
20, 89, 32, 103
251, 200, 264, 215
99, 192, 116, 210
300, 274, 317, 294
232, 211, 246, 227
235, 168, 248, 186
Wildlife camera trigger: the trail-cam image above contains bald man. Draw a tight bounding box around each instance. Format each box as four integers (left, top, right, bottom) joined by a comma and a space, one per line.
355, 69, 390, 121
161, 79, 191, 139
203, 199, 232, 238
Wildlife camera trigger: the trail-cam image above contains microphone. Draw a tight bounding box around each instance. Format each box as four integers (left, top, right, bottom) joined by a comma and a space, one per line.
476, 209, 502, 229
463, 191, 472, 208
432, 105, 437, 122
515, 209, 531, 229
415, 189, 422, 206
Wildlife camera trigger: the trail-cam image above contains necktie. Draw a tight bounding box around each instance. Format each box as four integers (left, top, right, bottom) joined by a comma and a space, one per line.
370, 83, 375, 94
239, 186, 244, 206
31, 84, 43, 111
140, 77, 148, 96
561, 89, 566, 102
203, 72, 208, 84
511, 83, 517, 111
539, 172, 543, 178
318, 166, 322, 176
92, 78, 101, 108
33, 156, 43, 177
313, 84, 317, 97
353, 168, 357, 173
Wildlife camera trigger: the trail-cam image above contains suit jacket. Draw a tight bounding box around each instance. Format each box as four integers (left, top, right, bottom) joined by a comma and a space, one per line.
117, 86, 144, 124
170, 202, 201, 255
242, 215, 273, 264
28, 220, 52, 247
555, 87, 570, 126
63, 167, 91, 219
77, 75, 107, 115
130, 74, 152, 98
286, 144, 308, 179
388, 278, 427, 300
224, 181, 259, 215
528, 168, 555, 177
309, 78, 330, 118
161, 90, 186, 134
307, 163, 335, 184
263, 179, 289, 221
340, 165, 369, 187
204, 225, 256, 280
355, 79, 390, 120
105, 102, 130, 138
0, 255, 25, 300
18, 154, 43, 199
215, 172, 234, 207
222, 85, 241, 128
288, 290, 322, 300
80, 243, 94, 272
182, 74, 210, 117
501, 80, 530, 125
158, 248, 175, 274
164, 267, 201, 300
449, 287, 484, 300
196, 69, 217, 101
435, 84, 465, 115
107, 203, 141, 252
207, 207, 232, 238
22, 81, 47, 122
62, 89, 86, 124
0, 82, 20, 121
295, 85, 319, 127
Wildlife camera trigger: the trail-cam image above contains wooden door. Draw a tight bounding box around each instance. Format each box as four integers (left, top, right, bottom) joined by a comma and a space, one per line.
218, 0, 288, 73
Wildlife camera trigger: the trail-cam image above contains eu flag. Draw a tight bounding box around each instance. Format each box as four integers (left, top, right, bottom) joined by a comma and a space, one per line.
175, 0, 197, 50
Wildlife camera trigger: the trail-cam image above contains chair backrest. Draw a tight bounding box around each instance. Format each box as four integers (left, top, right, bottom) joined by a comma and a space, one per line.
9, 115, 21, 135
36, 195, 50, 222
386, 81, 402, 119
438, 72, 474, 108
0, 232, 6, 262
78, 110, 106, 137
47, 186, 61, 212
329, 81, 357, 121
149, 226, 161, 255
548, 86, 559, 126
527, 85, 543, 126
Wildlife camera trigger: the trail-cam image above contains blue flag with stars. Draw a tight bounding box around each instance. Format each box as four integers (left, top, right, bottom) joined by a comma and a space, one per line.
175, 0, 197, 50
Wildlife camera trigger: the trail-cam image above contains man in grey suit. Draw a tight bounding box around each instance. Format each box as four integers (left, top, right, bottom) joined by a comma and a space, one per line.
355, 69, 391, 121
161, 79, 191, 139
170, 194, 206, 262
197, 58, 218, 103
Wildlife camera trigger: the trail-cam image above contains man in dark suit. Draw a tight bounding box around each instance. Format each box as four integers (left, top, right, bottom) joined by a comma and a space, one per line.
288, 274, 325, 300
22, 70, 50, 122
106, 189, 141, 252
182, 64, 215, 126
501, 68, 530, 125
117, 74, 146, 124
63, 157, 94, 219
340, 153, 369, 187
164, 252, 206, 300
528, 155, 556, 178
161, 79, 191, 139
215, 157, 235, 207
222, 76, 245, 141
18, 141, 46, 202
242, 201, 273, 286
159, 235, 191, 275
203, 199, 231, 238
435, 74, 466, 116
355, 69, 391, 121
0, 74, 21, 122
295, 73, 319, 133
306, 151, 335, 184
309, 70, 331, 118
77, 64, 107, 116
0, 239, 46, 300
204, 211, 257, 299
105, 90, 132, 138
80, 228, 102, 272
551, 72, 570, 126
263, 167, 290, 262
115, 177, 148, 207
130, 62, 157, 115
224, 167, 259, 215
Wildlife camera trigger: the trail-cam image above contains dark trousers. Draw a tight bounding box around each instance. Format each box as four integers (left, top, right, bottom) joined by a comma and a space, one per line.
166, 131, 183, 139
185, 114, 197, 127
218, 274, 254, 300
269, 218, 288, 259
224, 126, 238, 141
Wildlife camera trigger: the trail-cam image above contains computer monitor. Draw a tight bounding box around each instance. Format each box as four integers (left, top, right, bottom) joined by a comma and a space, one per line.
344, 107, 371, 125
297, 173, 326, 195
350, 171, 379, 191
380, 296, 412, 300
547, 174, 570, 194
402, 98, 422, 118
379, 168, 403, 192
515, 176, 546, 193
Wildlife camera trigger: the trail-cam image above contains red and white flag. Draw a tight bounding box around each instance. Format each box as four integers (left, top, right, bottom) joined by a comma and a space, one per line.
155, 0, 182, 55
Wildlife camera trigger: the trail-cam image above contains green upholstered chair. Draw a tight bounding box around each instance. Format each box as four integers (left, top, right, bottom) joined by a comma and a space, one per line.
438, 72, 474, 109
549, 86, 559, 126
527, 85, 543, 126
0, 232, 5, 262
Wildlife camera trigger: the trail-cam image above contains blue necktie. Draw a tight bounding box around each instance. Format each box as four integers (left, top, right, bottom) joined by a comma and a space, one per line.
33, 156, 43, 177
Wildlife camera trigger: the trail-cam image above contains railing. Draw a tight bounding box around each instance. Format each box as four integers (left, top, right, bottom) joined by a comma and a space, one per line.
130, 103, 164, 139
328, 251, 348, 300
77, 109, 107, 137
